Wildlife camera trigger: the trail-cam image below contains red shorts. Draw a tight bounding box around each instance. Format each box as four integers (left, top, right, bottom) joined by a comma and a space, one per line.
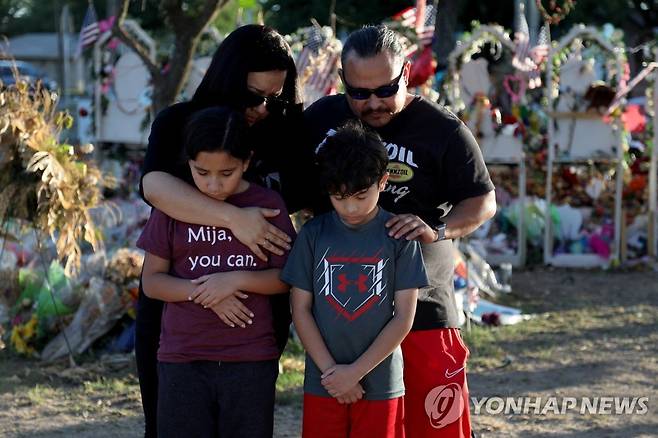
302, 393, 405, 438
401, 328, 471, 438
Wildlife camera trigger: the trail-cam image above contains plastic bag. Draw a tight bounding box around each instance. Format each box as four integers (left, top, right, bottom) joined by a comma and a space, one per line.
40, 277, 132, 361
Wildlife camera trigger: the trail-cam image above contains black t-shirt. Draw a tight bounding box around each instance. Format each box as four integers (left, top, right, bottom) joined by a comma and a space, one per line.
140, 101, 311, 213
303, 94, 494, 330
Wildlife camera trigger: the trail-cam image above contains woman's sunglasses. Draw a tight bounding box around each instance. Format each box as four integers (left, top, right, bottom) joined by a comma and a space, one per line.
243, 89, 288, 113
341, 65, 406, 100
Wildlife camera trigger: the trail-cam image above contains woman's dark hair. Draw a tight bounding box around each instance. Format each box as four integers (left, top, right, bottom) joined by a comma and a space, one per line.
317, 120, 389, 197
192, 24, 299, 110
183, 107, 251, 162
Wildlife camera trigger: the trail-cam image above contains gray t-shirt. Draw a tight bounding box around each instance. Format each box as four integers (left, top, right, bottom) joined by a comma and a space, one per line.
281, 208, 429, 400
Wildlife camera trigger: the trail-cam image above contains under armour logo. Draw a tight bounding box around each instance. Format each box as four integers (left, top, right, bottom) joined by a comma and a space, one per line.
337, 274, 368, 293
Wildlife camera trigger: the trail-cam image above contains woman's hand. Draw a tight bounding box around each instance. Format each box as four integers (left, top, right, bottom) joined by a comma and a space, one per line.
385, 214, 437, 243
190, 272, 242, 308
231, 207, 292, 262
208, 293, 254, 328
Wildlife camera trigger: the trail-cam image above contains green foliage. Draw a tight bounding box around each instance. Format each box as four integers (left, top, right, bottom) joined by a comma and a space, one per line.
262, 0, 411, 35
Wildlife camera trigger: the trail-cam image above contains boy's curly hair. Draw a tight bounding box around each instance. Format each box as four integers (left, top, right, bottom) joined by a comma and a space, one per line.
317, 120, 389, 197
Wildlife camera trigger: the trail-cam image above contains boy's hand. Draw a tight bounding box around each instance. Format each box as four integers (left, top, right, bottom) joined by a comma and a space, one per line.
208, 293, 254, 328
321, 364, 363, 397
336, 383, 365, 405
189, 272, 242, 307
385, 213, 437, 243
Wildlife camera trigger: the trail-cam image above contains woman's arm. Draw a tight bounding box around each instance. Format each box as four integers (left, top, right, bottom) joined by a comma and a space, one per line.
189, 269, 290, 307
141, 252, 195, 302
142, 171, 291, 261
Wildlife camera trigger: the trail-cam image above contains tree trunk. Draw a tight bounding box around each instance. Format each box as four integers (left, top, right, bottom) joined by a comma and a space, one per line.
433, 0, 459, 71
114, 0, 226, 115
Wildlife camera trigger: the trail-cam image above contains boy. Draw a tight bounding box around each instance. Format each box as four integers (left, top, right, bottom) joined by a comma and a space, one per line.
281, 120, 428, 438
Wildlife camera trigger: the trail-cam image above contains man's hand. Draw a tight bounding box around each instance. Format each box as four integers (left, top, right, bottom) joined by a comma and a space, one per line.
385, 214, 437, 243
189, 272, 242, 307
231, 207, 291, 262
208, 293, 254, 328
336, 383, 365, 404
321, 364, 363, 398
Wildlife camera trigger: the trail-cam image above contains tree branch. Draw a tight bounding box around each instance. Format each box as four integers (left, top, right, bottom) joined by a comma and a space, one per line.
113, 0, 160, 80
161, 0, 225, 34
189, 0, 226, 32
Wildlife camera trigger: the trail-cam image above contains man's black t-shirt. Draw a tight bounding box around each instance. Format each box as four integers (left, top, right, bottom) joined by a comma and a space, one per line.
303, 94, 494, 330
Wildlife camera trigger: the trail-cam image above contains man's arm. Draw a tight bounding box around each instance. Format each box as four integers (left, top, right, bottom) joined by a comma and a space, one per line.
387, 190, 496, 242
142, 171, 291, 261
443, 190, 497, 240
321, 288, 418, 396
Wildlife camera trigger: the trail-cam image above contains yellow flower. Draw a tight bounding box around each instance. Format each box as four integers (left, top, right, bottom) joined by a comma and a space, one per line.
10, 315, 39, 356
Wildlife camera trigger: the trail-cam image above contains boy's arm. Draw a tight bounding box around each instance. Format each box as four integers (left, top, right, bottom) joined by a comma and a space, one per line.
321, 288, 418, 396
141, 252, 195, 302
291, 287, 336, 374
190, 269, 290, 307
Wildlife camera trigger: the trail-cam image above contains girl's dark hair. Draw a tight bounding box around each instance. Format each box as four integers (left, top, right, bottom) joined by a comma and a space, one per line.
192, 24, 299, 110
183, 107, 251, 161
317, 120, 389, 197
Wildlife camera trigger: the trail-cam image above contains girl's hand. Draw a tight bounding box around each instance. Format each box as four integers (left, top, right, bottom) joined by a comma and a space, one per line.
209, 293, 254, 328
232, 207, 291, 262
321, 364, 363, 398
335, 383, 365, 404
190, 272, 242, 308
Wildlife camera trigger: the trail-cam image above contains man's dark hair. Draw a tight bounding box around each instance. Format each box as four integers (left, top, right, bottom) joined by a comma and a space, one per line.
192, 24, 299, 110
341, 24, 405, 67
183, 106, 251, 162
317, 120, 389, 197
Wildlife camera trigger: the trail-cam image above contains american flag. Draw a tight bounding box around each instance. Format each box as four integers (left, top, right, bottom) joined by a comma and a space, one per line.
393, 1, 436, 48
530, 25, 550, 64
296, 26, 340, 105
76, 3, 100, 56
512, 6, 535, 72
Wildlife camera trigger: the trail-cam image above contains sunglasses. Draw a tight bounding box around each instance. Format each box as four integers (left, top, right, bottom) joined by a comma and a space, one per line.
342, 65, 406, 100
243, 89, 288, 113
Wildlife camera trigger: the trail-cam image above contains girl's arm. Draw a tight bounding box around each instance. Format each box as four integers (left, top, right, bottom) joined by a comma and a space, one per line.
291, 287, 336, 374
141, 252, 195, 302
321, 288, 418, 396
189, 269, 289, 308
142, 171, 291, 261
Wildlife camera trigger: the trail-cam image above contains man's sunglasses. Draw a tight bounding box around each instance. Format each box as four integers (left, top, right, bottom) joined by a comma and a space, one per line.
341, 65, 406, 100
243, 89, 288, 113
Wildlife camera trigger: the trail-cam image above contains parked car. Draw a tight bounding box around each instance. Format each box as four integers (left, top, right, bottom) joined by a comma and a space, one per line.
0, 60, 58, 91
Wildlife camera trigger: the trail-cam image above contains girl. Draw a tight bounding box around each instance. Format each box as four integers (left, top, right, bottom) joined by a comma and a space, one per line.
137, 107, 295, 438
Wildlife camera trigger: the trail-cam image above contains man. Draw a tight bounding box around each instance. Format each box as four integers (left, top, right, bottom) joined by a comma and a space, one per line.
303, 25, 496, 438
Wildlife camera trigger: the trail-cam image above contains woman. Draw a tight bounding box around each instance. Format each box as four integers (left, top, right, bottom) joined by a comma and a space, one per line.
137, 24, 309, 437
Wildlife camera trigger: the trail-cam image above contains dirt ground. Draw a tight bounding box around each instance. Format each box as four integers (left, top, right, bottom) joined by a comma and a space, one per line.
0, 267, 656, 437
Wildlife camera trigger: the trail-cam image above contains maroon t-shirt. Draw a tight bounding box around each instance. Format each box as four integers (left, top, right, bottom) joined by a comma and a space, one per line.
136, 183, 296, 363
